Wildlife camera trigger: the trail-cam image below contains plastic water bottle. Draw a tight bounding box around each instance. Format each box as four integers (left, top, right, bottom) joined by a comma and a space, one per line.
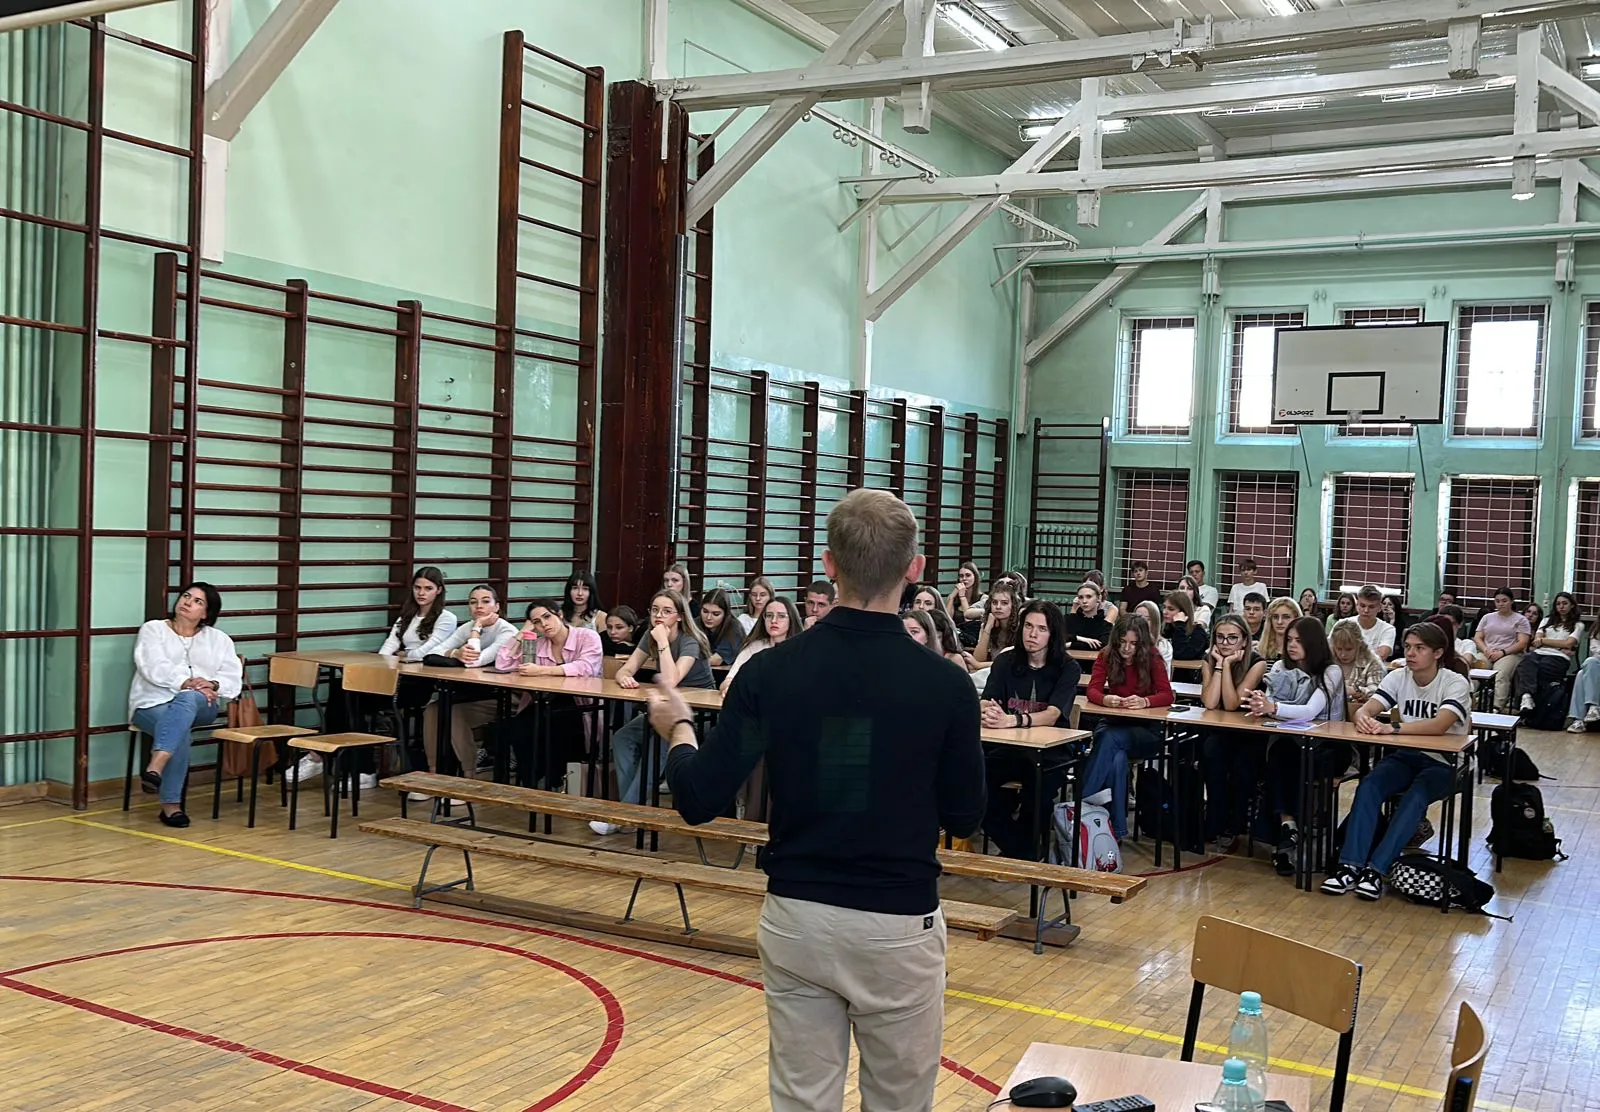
466, 628, 481, 658
521, 628, 538, 665
1211, 1058, 1258, 1112
1227, 991, 1270, 1110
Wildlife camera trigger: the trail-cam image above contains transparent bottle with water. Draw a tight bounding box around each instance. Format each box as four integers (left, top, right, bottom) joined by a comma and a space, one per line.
1226, 991, 1270, 1111
521, 628, 539, 665
1211, 1058, 1258, 1112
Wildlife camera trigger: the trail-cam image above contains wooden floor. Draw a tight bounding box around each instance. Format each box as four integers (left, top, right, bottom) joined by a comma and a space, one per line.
2, 729, 1596, 1112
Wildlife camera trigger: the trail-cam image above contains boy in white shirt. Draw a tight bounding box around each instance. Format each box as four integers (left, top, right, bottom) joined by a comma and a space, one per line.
1226, 558, 1269, 615
1335, 584, 1395, 662
1186, 559, 1220, 610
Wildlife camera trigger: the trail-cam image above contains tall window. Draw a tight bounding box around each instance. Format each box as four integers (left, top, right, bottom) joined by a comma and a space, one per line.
1581, 304, 1600, 439
1124, 316, 1195, 436
1113, 469, 1190, 590
1227, 310, 1304, 435
1452, 303, 1546, 437
1336, 306, 1424, 438
1216, 472, 1299, 594
1442, 478, 1538, 608
1572, 480, 1600, 617
1328, 474, 1414, 598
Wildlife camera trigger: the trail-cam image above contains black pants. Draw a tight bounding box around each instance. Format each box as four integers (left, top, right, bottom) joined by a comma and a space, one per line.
983, 754, 1068, 860
1514, 653, 1569, 703
496, 696, 590, 790
325, 674, 432, 775
1259, 738, 1354, 834
1201, 731, 1265, 839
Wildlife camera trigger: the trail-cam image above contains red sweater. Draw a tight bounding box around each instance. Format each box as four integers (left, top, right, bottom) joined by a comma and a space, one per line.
1086, 652, 1174, 707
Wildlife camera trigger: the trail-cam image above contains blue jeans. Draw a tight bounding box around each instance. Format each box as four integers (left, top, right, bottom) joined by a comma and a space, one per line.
1338, 749, 1455, 875
132, 690, 220, 805
1080, 722, 1163, 840
611, 711, 664, 805
1568, 656, 1600, 719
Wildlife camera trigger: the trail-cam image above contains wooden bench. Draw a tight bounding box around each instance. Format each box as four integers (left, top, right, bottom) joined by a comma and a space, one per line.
381, 771, 1144, 951
359, 817, 1017, 958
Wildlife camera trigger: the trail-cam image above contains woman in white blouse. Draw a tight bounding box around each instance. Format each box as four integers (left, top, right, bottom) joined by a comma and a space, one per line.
420, 584, 519, 782
720, 596, 802, 694
379, 566, 458, 661
129, 583, 243, 828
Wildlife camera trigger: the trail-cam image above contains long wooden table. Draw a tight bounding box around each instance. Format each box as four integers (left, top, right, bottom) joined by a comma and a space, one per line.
999, 1043, 1310, 1111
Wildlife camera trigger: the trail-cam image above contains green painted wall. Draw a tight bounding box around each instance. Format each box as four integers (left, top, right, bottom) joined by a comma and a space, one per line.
1024, 184, 1600, 607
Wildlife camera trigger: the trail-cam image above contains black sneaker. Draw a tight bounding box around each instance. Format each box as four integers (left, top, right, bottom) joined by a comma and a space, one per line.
1272, 824, 1299, 877
1354, 868, 1384, 901
1320, 865, 1360, 895
1406, 817, 1435, 849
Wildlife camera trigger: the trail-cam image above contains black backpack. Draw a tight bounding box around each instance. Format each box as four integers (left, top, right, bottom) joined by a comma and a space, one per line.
1134, 766, 1205, 853
1482, 736, 1543, 782
1487, 782, 1567, 860
1530, 677, 1570, 731
1388, 853, 1500, 915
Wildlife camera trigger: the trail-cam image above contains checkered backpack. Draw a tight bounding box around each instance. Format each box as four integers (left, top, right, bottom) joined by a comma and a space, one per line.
1387, 854, 1500, 916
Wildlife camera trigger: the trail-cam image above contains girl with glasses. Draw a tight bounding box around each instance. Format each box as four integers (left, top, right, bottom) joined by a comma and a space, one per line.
1199, 614, 1268, 850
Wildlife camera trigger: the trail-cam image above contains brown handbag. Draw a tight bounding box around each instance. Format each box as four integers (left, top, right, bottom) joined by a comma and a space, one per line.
220, 661, 277, 778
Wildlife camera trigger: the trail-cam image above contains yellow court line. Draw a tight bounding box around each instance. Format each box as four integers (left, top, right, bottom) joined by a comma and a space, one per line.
62, 818, 409, 891
62, 816, 1526, 1111
0, 804, 152, 831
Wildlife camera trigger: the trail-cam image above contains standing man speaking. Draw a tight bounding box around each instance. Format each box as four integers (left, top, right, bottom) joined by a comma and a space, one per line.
647, 489, 986, 1112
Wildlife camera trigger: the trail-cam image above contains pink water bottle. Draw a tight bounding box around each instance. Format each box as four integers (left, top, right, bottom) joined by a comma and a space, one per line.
521, 628, 538, 665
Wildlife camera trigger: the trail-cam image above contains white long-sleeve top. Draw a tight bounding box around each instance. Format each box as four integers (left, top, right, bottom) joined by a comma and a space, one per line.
379, 609, 460, 662
128, 620, 244, 719
432, 616, 519, 667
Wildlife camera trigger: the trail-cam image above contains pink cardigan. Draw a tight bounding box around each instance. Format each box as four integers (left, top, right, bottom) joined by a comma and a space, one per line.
494, 626, 603, 712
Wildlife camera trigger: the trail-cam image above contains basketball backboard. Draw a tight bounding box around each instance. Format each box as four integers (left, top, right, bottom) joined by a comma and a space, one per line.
1271, 322, 1448, 425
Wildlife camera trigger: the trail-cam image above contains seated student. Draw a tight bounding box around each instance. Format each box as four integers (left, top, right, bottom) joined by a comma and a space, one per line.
1084, 569, 1118, 623
739, 577, 775, 635
946, 561, 987, 624
129, 583, 243, 828
1257, 597, 1302, 663
979, 601, 1080, 859
1298, 588, 1321, 619
909, 584, 943, 612
1136, 599, 1174, 675
1177, 574, 1213, 629
420, 585, 520, 785
662, 563, 690, 598
1335, 584, 1395, 663
1227, 558, 1270, 615
1568, 647, 1600, 731
1002, 568, 1031, 601
1241, 595, 1267, 646
1514, 591, 1584, 715
1079, 614, 1174, 842
492, 599, 604, 790
562, 569, 607, 632
1120, 561, 1164, 610
802, 579, 836, 630
379, 566, 459, 662
1473, 586, 1532, 712
697, 588, 744, 667
602, 606, 642, 656
1525, 602, 1545, 635
1439, 605, 1478, 665
974, 580, 1023, 664
1329, 620, 1386, 715
1324, 592, 1357, 634
594, 588, 716, 833
722, 595, 801, 694
929, 606, 979, 672
1063, 582, 1113, 651
1186, 558, 1220, 611
1248, 618, 1350, 877
1434, 590, 1458, 614
1162, 591, 1210, 661
1322, 622, 1472, 902
1199, 614, 1270, 848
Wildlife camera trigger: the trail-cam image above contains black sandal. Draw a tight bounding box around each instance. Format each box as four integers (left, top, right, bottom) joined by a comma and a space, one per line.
158, 810, 191, 828
140, 769, 162, 794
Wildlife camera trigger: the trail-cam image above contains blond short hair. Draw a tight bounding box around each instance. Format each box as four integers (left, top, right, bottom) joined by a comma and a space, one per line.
826, 489, 918, 601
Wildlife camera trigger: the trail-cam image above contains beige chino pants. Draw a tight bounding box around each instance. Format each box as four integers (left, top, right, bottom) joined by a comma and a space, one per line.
757, 893, 947, 1112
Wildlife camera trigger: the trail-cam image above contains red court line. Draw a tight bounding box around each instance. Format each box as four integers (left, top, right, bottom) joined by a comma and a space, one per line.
0, 875, 1001, 1095
1, 929, 621, 1112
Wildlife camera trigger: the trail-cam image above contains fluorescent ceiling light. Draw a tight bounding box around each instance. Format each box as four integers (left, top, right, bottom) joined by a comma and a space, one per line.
1582, 60, 1600, 78
1206, 97, 1326, 116
1378, 75, 1515, 102
936, 1, 1018, 52
1018, 117, 1128, 142
1262, 0, 1298, 14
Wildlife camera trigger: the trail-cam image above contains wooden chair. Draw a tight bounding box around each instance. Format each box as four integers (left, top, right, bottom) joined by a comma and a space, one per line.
1440, 1001, 1489, 1111
210, 722, 317, 827
1182, 915, 1363, 1112
286, 660, 399, 838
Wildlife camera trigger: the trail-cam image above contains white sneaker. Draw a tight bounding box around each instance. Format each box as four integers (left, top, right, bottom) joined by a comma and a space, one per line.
292, 754, 322, 782
1083, 789, 1113, 807
357, 773, 378, 790
407, 791, 432, 802
1585, 705, 1599, 723
589, 821, 626, 836
1568, 719, 1589, 733
1519, 694, 1535, 712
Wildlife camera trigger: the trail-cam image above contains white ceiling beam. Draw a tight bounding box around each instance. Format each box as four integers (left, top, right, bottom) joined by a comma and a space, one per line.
1539, 54, 1600, 124
865, 109, 1083, 319
1076, 77, 1102, 226
664, 0, 1599, 110
646, 0, 671, 81
1223, 113, 1536, 157
686, 0, 900, 225
856, 127, 1600, 201
1448, 18, 1482, 77
900, 0, 936, 134
204, 0, 340, 140
1025, 195, 1208, 363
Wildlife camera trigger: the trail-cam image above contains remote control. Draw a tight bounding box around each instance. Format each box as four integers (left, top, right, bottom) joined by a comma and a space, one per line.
1075, 1097, 1156, 1112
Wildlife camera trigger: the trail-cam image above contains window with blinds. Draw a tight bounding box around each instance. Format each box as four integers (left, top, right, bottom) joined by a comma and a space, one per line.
1328, 474, 1414, 597
1124, 316, 1196, 436
1441, 477, 1538, 607
1452, 303, 1546, 437
1581, 305, 1600, 439
1113, 469, 1191, 590
1227, 310, 1304, 435
1216, 472, 1299, 594
1572, 480, 1600, 617
1336, 306, 1424, 438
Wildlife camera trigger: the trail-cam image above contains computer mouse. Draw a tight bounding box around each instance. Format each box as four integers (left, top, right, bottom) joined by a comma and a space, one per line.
1007, 1075, 1078, 1107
